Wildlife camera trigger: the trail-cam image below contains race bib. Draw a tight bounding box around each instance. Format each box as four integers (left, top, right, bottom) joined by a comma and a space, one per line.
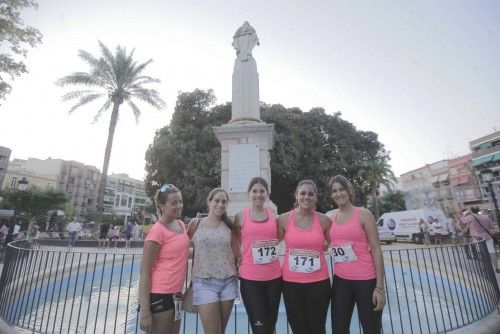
329, 243, 358, 263
252, 239, 279, 264
288, 249, 321, 273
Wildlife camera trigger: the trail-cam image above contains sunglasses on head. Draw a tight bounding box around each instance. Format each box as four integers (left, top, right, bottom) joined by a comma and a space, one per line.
159, 183, 175, 192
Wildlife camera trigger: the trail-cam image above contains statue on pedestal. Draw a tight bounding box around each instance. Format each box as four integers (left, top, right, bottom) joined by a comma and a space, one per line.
230, 21, 261, 124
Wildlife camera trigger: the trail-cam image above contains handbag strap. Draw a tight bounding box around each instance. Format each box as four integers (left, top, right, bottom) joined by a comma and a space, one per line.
189, 218, 201, 279
472, 214, 493, 238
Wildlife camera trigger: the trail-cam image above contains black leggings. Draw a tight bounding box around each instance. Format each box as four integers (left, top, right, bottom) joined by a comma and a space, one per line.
282, 278, 331, 334
331, 275, 382, 334
240, 277, 282, 334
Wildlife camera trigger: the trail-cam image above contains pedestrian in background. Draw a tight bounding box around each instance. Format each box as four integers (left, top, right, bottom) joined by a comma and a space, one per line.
66, 218, 81, 248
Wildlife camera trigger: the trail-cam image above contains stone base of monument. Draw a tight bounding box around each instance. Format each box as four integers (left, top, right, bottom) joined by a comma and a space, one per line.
214, 122, 277, 216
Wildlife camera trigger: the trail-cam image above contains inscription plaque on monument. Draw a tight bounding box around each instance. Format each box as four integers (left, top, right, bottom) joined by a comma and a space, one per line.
228, 144, 260, 192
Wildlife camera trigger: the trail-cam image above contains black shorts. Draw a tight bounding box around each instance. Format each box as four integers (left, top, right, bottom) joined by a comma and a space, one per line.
126, 234, 132, 240
150, 293, 174, 314
99, 233, 107, 240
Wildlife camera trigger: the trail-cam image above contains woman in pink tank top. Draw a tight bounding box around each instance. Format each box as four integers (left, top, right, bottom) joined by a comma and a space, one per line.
235, 177, 282, 334
138, 184, 189, 334
277, 180, 332, 334
328, 175, 385, 334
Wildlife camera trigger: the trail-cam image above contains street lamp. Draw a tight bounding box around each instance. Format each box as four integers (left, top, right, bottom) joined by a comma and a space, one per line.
480, 169, 500, 227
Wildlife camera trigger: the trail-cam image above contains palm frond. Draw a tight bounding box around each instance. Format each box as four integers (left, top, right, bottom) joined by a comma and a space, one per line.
92, 98, 112, 123
130, 87, 165, 109
62, 90, 97, 101
68, 93, 103, 114
128, 100, 141, 124
56, 72, 100, 87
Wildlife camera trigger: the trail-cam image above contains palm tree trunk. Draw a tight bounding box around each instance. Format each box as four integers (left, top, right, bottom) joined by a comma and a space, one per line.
96, 102, 120, 220
372, 186, 380, 220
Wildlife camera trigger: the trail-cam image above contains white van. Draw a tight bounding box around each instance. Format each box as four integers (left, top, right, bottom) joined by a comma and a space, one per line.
377, 209, 449, 243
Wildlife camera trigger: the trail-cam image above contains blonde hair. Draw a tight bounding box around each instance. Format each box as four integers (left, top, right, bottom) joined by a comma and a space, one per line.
328, 175, 355, 203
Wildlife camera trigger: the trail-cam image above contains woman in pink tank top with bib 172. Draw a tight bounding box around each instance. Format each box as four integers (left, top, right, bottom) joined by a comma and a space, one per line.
138, 184, 189, 334
328, 175, 385, 334
234, 177, 282, 334
277, 180, 332, 334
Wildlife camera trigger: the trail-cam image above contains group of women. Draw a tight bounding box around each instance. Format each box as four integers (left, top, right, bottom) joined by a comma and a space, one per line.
138, 175, 385, 334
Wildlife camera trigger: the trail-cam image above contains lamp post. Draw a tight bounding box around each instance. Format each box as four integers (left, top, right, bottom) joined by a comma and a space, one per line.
480, 169, 500, 228
6, 177, 29, 244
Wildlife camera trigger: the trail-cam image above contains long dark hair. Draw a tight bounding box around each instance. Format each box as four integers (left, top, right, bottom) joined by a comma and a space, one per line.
247, 176, 269, 193
207, 188, 235, 231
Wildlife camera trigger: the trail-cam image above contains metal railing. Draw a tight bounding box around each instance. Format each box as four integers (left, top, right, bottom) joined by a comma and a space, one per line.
0, 239, 498, 333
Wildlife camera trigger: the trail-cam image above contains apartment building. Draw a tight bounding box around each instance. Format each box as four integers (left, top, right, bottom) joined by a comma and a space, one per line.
470, 130, 500, 211
448, 154, 483, 208
1, 157, 101, 218
400, 165, 435, 210
0, 146, 11, 187
102, 173, 150, 223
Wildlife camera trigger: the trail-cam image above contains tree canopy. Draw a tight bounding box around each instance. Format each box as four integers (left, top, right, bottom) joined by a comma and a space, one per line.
0, 0, 42, 102
0, 186, 68, 220
145, 89, 392, 216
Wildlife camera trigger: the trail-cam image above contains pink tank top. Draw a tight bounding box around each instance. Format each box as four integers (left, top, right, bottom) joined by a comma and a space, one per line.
145, 220, 190, 293
329, 207, 376, 280
239, 208, 282, 281
282, 210, 329, 283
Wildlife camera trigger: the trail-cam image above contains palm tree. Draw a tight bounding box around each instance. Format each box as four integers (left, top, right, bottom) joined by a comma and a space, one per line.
57, 41, 165, 218
359, 152, 396, 219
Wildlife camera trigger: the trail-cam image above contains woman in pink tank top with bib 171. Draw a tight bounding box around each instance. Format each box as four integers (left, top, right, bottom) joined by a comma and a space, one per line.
277, 180, 332, 334
235, 177, 282, 334
328, 175, 385, 334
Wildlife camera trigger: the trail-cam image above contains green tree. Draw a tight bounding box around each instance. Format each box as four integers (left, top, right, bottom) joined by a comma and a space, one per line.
357, 152, 396, 219
57, 41, 165, 219
145, 89, 386, 215
379, 189, 406, 215
0, 186, 68, 220
0, 0, 43, 102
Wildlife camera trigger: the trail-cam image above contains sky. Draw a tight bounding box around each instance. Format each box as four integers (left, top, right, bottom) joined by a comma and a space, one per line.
1, 0, 499, 180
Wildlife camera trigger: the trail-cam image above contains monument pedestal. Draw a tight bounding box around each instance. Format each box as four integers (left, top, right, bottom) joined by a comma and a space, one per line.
214, 121, 276, 216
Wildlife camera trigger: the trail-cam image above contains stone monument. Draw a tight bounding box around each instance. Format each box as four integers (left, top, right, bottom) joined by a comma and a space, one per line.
214, 21, 276, 215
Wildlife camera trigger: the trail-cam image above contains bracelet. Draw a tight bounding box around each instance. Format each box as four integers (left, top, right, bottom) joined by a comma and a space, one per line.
375, 287, 385, 292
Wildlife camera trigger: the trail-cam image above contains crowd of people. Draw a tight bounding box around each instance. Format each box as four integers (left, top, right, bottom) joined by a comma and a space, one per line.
138, 175, 386, 334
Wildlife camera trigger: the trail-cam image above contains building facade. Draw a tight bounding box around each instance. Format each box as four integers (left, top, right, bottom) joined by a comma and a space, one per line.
470, 130, 500, 213
1, 157, 101, 218
400, 165, 435, 210
102, 173, 150, 224
0, 146, 11, 187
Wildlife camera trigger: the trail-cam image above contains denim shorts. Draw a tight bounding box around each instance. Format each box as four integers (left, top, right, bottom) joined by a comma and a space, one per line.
192, 276, 239, 306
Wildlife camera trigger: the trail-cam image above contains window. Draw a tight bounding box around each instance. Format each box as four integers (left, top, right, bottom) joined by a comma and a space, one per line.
128, 197, 132, 208
10, 177, 17, 187
115, 195, 120, 206
121, 195, 128, 207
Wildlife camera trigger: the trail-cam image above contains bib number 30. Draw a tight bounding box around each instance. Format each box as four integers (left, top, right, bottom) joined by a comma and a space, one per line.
329, 244, 358, 263
288, 249, 321, 273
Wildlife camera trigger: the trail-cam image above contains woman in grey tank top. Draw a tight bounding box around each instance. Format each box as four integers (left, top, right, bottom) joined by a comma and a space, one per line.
187, 188, 241, 334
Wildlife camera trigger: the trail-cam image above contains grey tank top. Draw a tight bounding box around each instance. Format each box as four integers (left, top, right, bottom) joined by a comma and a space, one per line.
192, 220, 237, 279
